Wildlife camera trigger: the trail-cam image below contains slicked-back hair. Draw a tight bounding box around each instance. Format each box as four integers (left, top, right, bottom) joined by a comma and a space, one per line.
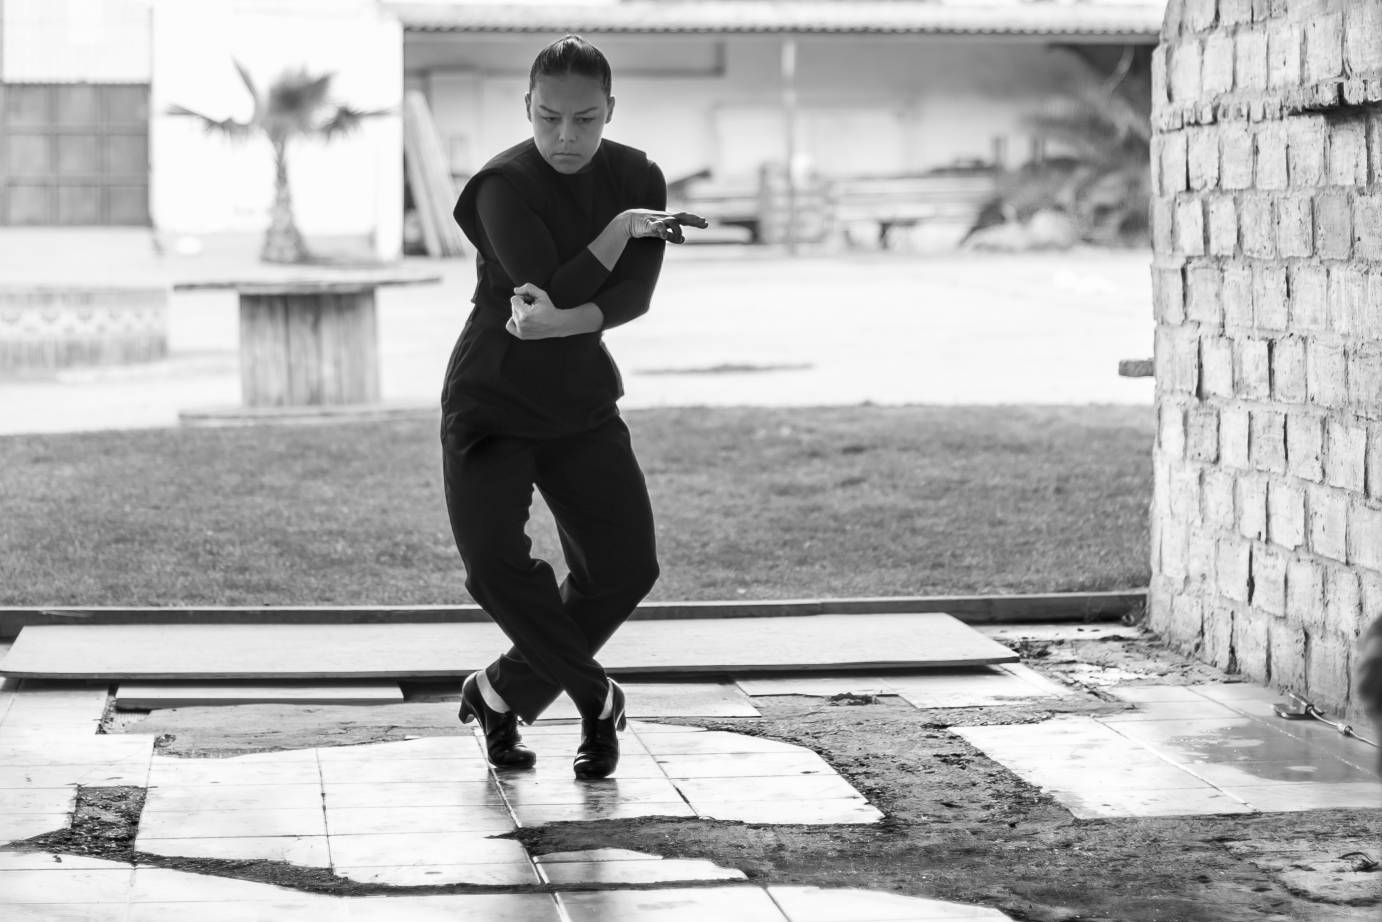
529, 34, 612, 98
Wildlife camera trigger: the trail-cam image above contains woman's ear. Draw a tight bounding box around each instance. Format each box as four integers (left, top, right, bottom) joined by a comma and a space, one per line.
605, 96, 616, 124
524, 92, 532, 122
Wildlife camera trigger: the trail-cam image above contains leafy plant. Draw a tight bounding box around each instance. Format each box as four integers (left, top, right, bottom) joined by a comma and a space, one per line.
979, 46, 1153, 248
169, 61, 389, 263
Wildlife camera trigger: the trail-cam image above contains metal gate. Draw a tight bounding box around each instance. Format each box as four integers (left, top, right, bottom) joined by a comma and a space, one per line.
0, 83, 150, 225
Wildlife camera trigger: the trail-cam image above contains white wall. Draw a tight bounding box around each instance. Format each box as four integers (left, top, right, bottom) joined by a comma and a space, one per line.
2, 0, 152, 83
406, 32, 1097, 185
150, 0, 403, 259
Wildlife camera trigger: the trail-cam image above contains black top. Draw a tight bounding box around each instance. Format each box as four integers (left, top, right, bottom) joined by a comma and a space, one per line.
442, 138, 667, 443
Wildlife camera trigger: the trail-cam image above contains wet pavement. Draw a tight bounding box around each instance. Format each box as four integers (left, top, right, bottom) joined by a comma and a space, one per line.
1, 628, 1377, 919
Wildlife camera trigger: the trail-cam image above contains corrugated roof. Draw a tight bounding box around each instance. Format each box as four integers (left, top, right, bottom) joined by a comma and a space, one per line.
389, 1, 1165, 38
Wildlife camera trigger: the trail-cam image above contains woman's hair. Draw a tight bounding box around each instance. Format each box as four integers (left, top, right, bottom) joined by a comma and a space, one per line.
529, 34, 612, 98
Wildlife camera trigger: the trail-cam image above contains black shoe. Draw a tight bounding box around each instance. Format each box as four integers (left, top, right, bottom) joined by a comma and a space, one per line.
458, 671, 536, 769
573, 680, 626, 780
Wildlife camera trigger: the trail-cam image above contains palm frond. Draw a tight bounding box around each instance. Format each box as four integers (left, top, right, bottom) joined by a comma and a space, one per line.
232, 58, 263, 122
165, 104, 254, 142
318, 104, 392, 141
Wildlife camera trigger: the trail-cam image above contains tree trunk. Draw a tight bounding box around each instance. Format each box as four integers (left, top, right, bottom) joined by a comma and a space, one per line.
262, 140, 309, 264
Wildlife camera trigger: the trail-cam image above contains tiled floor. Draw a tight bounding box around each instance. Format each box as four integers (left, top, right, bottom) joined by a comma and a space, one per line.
955, 683, 1381, 818
0, 668, 1376, 918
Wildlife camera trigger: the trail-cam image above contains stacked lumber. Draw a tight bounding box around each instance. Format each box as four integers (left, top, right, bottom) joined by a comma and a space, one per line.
402, 90, 467, 258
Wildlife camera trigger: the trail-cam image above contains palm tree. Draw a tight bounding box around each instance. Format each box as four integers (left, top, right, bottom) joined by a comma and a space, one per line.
169, 61, 389, 263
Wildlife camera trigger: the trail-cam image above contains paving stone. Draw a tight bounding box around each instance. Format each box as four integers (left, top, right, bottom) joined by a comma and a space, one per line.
656, 751, 833, 779
642, 731, 802, 756
535, 682, 759, 719
1050, 787, 1255, 819
511, 800, 697, 827
0, 868, 134, 902
318, 757, 487, 785
496, 775, 684, 806
137, 807, 327, 840
322, 780, 504, 808
127, 901, 330, 922
559, 885, 788, 922
327, 831, 528, 868
324, 804, 512, 836
148, 756, 319, 787
539, 857, 746, 885
1099, 700, 1244, 721
1183, 758, 1377, 786
769, 884, 1015, 920
343, 894, 564, 922
534, 848, 664, 864
314, 736, 485, 762
142, 783, 322, 813
0, 813, 70, 842
693, 798, 884, 825
134, 834, 330, 867
1218, 782, 1382, 811
332, 863, 540, 886
0, 787, 77, 814
3, 903, 127, 921
131, 866, 315, 901
674, 773, 863, 804
1107, 684, 1211, 703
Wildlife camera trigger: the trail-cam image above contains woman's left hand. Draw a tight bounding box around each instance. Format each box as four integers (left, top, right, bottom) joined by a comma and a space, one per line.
507, 283, 567, 340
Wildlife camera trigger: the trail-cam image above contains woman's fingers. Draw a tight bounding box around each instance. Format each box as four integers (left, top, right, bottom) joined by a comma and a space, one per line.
669, 211, 709, 229
512, 282, 545, 304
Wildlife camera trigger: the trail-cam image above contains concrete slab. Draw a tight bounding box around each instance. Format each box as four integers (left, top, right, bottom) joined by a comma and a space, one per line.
115, 682, 404, 709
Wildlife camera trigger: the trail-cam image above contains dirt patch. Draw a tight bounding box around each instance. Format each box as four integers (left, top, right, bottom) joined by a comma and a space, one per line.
77, 633, 1382, 920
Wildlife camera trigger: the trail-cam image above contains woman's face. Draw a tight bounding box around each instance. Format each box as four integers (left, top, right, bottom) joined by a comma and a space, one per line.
525, 72, 614, 174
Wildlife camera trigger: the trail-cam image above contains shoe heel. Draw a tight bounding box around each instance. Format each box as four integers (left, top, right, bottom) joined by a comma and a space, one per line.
458, 699, 477, 725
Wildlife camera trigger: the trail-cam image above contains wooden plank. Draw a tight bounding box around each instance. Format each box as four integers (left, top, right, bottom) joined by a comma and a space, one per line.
0, 591, 1147, 641
115, 682, 403, 710
0, 614, 1017, 680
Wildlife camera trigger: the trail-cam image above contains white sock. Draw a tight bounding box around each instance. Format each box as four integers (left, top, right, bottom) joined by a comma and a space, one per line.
598, 682, 616, 719
476, 671, 510, 713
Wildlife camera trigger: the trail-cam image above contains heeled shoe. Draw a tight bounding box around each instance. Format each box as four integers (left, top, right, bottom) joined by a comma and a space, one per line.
573, 680, 626, 780
458, 672, 536, 769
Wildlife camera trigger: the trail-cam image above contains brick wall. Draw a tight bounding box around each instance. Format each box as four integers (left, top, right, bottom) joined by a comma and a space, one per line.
1151, 0, 1382, 726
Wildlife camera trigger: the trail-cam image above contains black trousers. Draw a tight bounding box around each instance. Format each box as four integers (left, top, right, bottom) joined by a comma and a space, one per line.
442, 414, 659, 724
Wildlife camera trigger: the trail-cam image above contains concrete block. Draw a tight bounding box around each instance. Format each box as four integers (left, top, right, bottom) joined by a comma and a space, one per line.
1236, 29, 1270, 94
1188, 527, 1217, 588
1304, 12, 1345, 83
1171, 39, 1204, 103
1189, 128, 1221, 190
1323, 564, 1362, 637
1287, 557, 1324, 629
1233, 608, 1270, 680
1159, 402, 1187, 458
1269, 619, 1307, 692
1313, 191, 1354, 260
1236, 337, 1272, 400
1288, 264, 1328, 331
1351, 196, 1382, 261
1162, 517, 1190, 581
1272, 335, 1307, 403
1155, 325, 1200, 396
1176, 197, 1207, 256
1250, 408, 1288, 474
1154, 265, 1186, 325
1361, 570, 1382, 627
1253, 544, 1288, 616
1268, 479, 1307, 550
1286, 116, 1327, 187
1275, 193, 1314, 257
1220, 123, 1255, 190
1306, 340, 1349, 408
1202, 467, 1236, 525
1202, 335, 1236, 398
1208, 197, 1239, 255
1187, 265, 1224, 326
1218, 536, 1253, 604
1349, 501, 1382, 571
1203, 600, 1237, 670
1345, 3, 1382, 76
1369, 113, 1382, 186
1370, 425, 1382, 502
1221, 266, 1253, 328
1347, 348, 1382, 419
1305, 633, 1353, 711
1240, 194, 1277, 258
1238, 473, 1270, 540
1309, 485, 1350, 562
1255, 121, 1288, 190
1170, 464, 1203, 523
1153, 196, 1175, 254
1203, 34, 1236, 96
1287, 412, 1326, 482
1253, 264, 1289, 329
1188, 407, 1221, 463
1162, 131, 1190, 193
1268, 20, 1303, 89
1183, 0, 1217, 33
1328, 117, 1368, 187
1222, 406, 1252, 469
1152, 44, 1171, 111
1364, 272, 1382, 340
1326, 266, 1367, 337
1170, 592, 1206, 651
1324, 418, 1367, 493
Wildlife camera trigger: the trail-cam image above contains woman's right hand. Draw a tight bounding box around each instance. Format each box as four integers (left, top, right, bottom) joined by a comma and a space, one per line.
620, 209, 709, 244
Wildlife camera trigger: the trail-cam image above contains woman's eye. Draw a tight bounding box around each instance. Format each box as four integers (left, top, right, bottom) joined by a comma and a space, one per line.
577, 117, 594, 125
543, 116, 558, 123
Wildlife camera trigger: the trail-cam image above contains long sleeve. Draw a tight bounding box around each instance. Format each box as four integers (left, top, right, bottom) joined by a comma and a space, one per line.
593, 162, 668, 329
473, 175, 611, 310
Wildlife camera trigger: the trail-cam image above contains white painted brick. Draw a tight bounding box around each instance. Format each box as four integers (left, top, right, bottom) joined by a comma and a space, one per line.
1252, 545, 1288, 616
1253, 265, 1290, 330
1222, 266, 1253, 328
1327, 266, 1367, 336
1309, 485, 1350, 562
1349, 500, 1382, 571
1236, 338, 1272, 399
1287, 413, 1325, 482
1221, 406, 1252, 469
1307, 341, 1349, 408
1250, 409, 1287, 474
1325, 418, 1368, 492
1202, 336, 1236, 398
1267, 479, 1306, 549
1323, 565, 1362, 636
1159, 403, 1187, 458
1289, 264, 1329, 332
1237, 474, 1269, 540
1217, 536, 1252, 603
1202, 467, 1236, 525
1287, 557, 1324, 627
1272, 336, 1307, 403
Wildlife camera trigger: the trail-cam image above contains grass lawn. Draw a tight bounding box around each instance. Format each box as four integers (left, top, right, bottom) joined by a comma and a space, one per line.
0, 405, 1152, 606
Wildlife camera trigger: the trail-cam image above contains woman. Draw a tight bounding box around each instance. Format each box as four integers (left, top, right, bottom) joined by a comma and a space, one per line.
443, 35, 705, 780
